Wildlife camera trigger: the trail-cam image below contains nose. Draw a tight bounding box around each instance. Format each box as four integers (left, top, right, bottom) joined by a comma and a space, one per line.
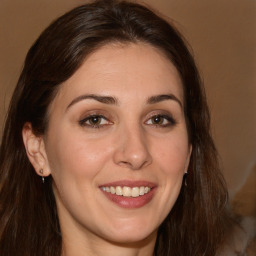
113, 125, 152, 170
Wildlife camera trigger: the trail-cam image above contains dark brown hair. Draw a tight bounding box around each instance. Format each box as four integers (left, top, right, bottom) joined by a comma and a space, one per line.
0, 0, 229, 255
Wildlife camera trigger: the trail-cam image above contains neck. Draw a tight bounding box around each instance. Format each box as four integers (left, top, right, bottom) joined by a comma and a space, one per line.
61, 230, 157, 256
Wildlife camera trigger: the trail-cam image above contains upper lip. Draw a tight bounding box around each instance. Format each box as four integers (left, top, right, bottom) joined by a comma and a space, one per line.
99, 180, 157, 188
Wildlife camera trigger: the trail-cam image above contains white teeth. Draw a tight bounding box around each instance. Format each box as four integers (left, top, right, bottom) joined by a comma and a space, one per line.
132, 187, 140, 197
101, 185, 151, 197
139, 186, 145, 195
116, 186, 123, 196
123, 186, 132, 197
110, 186, 115, 194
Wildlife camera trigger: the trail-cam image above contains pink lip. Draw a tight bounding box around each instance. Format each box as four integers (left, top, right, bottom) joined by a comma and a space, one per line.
99, 180, 157, 209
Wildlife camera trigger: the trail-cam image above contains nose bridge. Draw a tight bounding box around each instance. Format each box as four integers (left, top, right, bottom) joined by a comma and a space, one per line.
113, 120, 152, 170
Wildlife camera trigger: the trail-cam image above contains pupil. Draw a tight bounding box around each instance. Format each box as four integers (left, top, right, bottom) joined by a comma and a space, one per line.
91, 116, 100, 124
153, 116, 162, 124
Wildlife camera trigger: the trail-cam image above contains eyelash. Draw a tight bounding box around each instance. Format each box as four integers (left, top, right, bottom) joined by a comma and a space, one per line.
79, 114, 111, 129
79, 114, 176, 129
145, 114, 177, 128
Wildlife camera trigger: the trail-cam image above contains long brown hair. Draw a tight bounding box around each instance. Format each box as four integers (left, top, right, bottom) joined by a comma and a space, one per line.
0, 1, 229, 255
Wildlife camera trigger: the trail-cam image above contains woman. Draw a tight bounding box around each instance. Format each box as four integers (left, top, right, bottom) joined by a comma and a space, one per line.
0, 0, 229, 255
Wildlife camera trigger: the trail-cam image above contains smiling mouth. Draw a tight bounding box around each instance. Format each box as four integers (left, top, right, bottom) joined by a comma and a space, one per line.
99, 181, 156, 208
100, 186, 151, 197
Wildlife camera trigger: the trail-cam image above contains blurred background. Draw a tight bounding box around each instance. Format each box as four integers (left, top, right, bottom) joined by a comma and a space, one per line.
0, 0, 255, 253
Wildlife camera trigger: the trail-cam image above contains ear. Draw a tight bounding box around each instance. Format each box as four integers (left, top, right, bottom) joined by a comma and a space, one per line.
22, 122, 51, 177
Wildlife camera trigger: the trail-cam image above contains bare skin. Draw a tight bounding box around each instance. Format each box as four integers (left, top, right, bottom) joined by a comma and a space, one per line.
23, 43, 191, 256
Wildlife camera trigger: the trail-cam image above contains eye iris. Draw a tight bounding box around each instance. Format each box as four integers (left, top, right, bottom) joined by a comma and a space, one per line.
89, 116, 101, 125
152, 116, 163, 124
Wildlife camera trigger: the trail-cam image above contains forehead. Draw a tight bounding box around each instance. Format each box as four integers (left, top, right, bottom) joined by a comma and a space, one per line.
52, 42, 184, 108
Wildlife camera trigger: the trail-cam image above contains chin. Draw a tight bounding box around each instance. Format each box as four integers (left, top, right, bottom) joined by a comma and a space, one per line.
102, 222, 158, 245
104, 232, 157, 248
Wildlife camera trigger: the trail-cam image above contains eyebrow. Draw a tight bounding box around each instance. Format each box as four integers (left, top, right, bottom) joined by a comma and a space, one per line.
66, 94, 118, 110
66, 93, 182, 110
147, 94, 183, 108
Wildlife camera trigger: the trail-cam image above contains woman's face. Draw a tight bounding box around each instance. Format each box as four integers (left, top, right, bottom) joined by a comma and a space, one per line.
41, 43, 191, 244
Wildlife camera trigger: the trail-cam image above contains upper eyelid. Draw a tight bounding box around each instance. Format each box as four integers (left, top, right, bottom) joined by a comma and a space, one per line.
77, 109, 177, 122
80, 114, 110, 123
145, 114, 176, 122
80, 109, 174, 117
79, 110, 111, 120
144, 110, 175, 119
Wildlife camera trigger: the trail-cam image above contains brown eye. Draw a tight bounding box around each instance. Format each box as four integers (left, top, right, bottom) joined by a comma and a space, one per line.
79, 115, 110, 128
88, 116, 102, 126
151, 115, 164, 125
145, 114, 176, 127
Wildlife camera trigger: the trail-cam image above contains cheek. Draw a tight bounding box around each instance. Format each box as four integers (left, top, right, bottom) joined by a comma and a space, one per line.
155, 133, 190, 176
45, 128, 113, 184
152, 132, 190, 199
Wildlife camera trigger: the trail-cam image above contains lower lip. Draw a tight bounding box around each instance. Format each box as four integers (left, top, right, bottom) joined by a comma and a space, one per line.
101, 188, 156, 208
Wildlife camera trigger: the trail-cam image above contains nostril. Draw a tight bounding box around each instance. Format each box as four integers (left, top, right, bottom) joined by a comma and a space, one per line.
117, 158, 152, 170
118, 161, 132, 168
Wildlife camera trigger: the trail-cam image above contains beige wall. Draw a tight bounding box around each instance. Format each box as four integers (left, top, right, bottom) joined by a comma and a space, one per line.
1, 0, 255, 197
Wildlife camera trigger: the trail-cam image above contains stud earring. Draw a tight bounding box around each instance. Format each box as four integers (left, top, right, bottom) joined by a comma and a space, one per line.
39, 169, 45, 183
183, 172, 188, 187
